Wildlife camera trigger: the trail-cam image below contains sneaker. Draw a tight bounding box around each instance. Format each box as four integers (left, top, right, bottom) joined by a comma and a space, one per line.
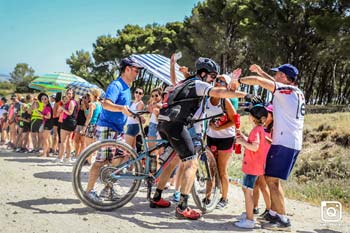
15, 148, 21, 152
216, 198, 228, 209
253, 207, 259, 214
258, 212, 279, 223
175, 207, 201, 220
63, 158, 71, 164
238, 212, 247, 220
86, 190, 101, 202
70, 157, 77, 163
202, 197, 211, 205
99, 186, 121, 201
53, 158, 63, 163
150, 198, 171, 208
259, 209, 269, 218
234, 218, 255, 229
262, 217, 291, 232
172, 191, 180, 202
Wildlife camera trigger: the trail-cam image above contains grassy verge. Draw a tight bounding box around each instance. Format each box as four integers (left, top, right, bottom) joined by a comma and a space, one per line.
228, 112, 350, 210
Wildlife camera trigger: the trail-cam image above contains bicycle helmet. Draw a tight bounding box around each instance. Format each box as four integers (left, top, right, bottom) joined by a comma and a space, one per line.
195, 57, 220, 74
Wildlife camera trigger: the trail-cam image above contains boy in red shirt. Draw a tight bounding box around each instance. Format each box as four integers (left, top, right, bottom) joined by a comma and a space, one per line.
235, 105, 269, 229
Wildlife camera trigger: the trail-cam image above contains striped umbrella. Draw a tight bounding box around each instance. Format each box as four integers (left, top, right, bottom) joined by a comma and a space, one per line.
67, 81, 105, 97
29, 72, 88, 92
131, 54, 185, 85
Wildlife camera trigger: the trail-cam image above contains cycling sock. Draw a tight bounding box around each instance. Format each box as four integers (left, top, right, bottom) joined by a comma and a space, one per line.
152, 188, 163, 202
178, 194, 189, 210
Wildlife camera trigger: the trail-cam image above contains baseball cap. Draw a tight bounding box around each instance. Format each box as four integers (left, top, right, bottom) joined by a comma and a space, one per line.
120, 56, 144, 69
245, 104, 268, 120
50, 94, 56, 98
219, 74, 231, 84
271, 64, 299, 80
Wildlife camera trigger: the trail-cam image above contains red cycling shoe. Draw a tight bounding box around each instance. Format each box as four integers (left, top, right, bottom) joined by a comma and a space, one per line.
150, 198, 171, 208
175, 207, 202, 220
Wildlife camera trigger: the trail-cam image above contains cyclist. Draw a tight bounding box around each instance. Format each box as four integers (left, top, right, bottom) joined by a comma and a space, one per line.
85, 56, 143, 201
149, 57, 248, 220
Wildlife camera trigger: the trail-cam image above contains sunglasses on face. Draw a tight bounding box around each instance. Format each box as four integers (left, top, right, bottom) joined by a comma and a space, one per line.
41, 97, 48, 101
151, 94, 159, 98
135, 91, 143, 95
215, 78, 227, 86
208, 73, 217, 79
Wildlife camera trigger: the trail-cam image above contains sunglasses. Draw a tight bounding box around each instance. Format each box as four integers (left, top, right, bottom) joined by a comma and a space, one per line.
41, 97, 48, 101
208, 73, 217, 79
135, 91, 143, 95
151, 94, 159, 98
215, 78, 227, 86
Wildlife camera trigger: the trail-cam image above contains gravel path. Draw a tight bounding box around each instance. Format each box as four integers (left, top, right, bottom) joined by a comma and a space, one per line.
0, 150, 349, 233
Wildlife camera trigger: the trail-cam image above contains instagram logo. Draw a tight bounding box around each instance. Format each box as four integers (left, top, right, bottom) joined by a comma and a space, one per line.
321, 201, 342, 222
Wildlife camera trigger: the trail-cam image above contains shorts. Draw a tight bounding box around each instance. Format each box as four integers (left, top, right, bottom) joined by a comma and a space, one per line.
242, 174, 258, 190
125, 123, 140, 137
85, 124, 96, 138
23, 124, 31, 133
95, 125, 124, 162
158, 120, 196, 162
265, 144, 300, 180
207, 135, 234, 152
147, 122, 158, 137
75, 125, 84, 135
61, 118, 76, 132
31, 119, 43, 133
52, 117, 59, 127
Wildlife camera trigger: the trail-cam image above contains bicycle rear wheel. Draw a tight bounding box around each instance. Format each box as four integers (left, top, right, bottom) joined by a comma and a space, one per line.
192, 147, 221, 213
72, 140, 143, 211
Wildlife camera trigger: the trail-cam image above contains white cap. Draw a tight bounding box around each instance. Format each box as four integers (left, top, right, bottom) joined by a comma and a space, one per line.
220, 74, 231, 84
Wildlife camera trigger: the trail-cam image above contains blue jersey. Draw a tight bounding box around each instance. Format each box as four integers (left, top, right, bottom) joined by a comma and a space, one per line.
97, 77, 131, 132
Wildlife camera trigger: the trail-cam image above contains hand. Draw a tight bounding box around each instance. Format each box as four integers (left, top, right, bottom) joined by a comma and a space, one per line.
249, 64, 263, 75
232, 68, 242, 80
228, 68, 242, 91
209, 121, 220, 131
235, 136, 244, 144
244, 94, 264, 105
140, 116, 146, 124
122, 106, 132, 116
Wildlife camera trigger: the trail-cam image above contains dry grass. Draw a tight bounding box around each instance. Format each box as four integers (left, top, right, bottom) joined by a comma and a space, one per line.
229, 112, 350, 209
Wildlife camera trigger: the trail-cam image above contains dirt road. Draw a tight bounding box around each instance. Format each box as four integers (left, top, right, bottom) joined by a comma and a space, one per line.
0, 149, 349, 233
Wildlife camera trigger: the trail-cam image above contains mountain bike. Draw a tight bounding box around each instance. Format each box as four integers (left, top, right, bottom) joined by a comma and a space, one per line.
72, 110, 221, 212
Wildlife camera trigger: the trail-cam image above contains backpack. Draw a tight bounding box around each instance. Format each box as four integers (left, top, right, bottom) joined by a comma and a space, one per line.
162, 76, 202, 108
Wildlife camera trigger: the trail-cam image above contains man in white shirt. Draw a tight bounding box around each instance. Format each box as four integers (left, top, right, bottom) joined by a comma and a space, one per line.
231, 63, 305, 231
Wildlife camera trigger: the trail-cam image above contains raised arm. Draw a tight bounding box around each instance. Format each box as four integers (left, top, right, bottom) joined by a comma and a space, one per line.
170, 54, 177, 86
239, 75, 276, 93
249, 64, 275, 81
209, 88, 247, 99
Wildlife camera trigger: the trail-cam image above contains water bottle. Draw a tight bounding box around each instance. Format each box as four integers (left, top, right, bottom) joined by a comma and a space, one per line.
159, 146, 174, 164
149, 155, 157, 173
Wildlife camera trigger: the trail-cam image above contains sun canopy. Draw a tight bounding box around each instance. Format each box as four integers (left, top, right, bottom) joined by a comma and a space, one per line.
131, 54, 185, 85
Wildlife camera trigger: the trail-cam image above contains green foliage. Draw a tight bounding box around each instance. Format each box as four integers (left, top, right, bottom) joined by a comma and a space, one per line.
9, 63, 35, 93
66, 0, 350, 102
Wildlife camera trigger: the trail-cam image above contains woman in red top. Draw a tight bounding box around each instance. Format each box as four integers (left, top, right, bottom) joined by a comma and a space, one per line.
39, 94, 53, 157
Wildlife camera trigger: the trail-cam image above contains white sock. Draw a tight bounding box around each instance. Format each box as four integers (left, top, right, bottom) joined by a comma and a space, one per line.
269, 210, 277, 216
277, 214, 288, 223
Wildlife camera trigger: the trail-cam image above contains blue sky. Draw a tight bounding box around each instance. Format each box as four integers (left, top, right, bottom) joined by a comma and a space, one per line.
0, 0, 199, 76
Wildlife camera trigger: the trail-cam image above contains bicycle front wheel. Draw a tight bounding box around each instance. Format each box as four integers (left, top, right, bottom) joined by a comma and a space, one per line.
192, 147, 221, 213
72, 140, 143, 211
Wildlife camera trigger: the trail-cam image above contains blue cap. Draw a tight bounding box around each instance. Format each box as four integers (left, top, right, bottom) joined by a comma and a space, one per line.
271, 64, 299, 79
120, 56, 144, 69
